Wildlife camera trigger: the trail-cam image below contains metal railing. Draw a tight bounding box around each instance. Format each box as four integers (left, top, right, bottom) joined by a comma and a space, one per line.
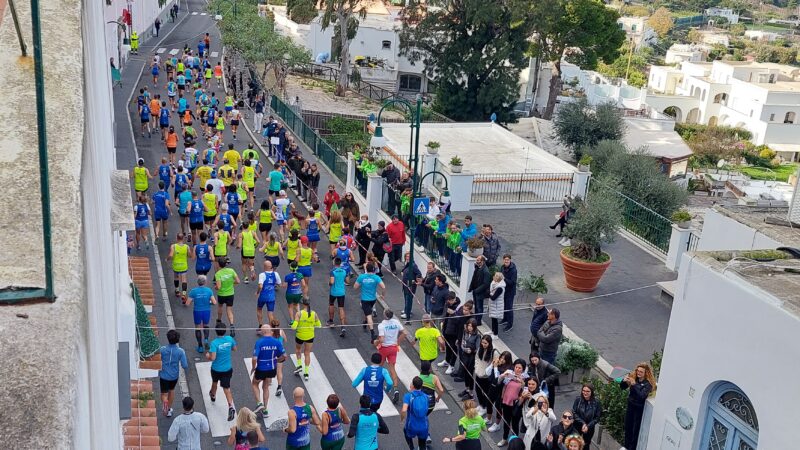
687, 231, 701, 252
601, 187, 673, 256
271, 95, 348, 183
471, 172, 574, 204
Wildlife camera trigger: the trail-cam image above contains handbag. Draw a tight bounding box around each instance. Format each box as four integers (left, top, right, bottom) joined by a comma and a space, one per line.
382, 241, 392, 253
540, 381, 549, 399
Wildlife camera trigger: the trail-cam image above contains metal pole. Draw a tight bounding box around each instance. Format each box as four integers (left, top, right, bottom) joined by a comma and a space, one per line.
408, 98, 422, 277
8, 0, 28, 56
31, 0, 55, 301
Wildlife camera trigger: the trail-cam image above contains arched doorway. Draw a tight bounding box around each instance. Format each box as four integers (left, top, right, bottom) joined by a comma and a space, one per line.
700, 382, 758, 450
708, 116, 718, 126
663, 106, 683, 122
687, 107, 701, 124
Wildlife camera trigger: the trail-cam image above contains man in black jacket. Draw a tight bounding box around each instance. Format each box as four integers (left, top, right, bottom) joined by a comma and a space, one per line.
467, 255, 491, 325
529, 297, 548, 353
439, 293, 462, 372
380, 162, 402, 215
537, 308, 563, 365
355, 217, 372, 266
429, 275, 449, 317
500, 254, 517, 331
400, 251, 422, 322
421, 262, 441, 315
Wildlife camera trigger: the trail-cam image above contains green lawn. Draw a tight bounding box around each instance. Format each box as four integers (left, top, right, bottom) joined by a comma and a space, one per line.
745, 23, 790, 33
736, 164, 799, 182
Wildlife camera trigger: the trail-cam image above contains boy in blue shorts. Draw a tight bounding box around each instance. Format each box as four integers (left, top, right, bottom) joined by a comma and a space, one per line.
283, 262, 307, 325
152, 181, 171, 241
186, 275, 216, 353
257, 260, 281, 327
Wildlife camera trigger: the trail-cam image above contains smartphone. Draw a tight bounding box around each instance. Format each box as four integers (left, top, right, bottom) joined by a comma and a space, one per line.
523, 387, 529, 393
538, 401, 544, 409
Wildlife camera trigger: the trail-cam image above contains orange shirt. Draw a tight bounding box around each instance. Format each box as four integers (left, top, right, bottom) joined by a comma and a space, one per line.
214, 66, 223, 77
166, 133, 178, 148
149, 99, 161, 116
183, 111, 192, 125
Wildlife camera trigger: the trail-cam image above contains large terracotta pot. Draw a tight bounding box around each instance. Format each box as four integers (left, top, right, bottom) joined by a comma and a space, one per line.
560, 248, 612, 292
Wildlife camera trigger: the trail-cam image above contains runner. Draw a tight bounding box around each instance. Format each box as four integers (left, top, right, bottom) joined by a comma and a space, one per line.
258, 200, 275, 243
219, 158, 236, 188
352, 352, 394, 413
167, 232, 192, 301
297, 236, 313, 280
195, 158, 213, 191
327, 210, 344, 257
207, 170, 225, 200
205, 105, 217, 138
214, 257, 240, 337
225, 179, 242, 232
275, 191, 292, 241
256, 260, 281, 327
214, 61, 223, 88
354, 262, 384, 341
167, 77, 178, 111
186, 275, 216, 353
306, 203, 326, 262
173, 164, 191, 203
268, 163, 285, 201
151, 58, 160, 86
335, 239, 355, 286
215, 114, 226, 138
192, 231, 214, 275
442, 400, 486, 449
328, 257, 348, 337
283, 262, 307, 325
165, 126, 179, 164
224, 143, 241, 172
270, 318, 288, 398
284, 387, 319, 450
285, 229, 301, 265
207, 322, 238, 422
149, 95, 161, 131
133, 158, 153, 194
291, 297, 321, 381
230, 103, 242, 140
241, 159, 257, 212
348, 394, 390, 450
401, 377, 431, 450
177, 182, 192, 235
237, 219, 260, 283
152, 181, 171, 241
188, 191, 205, 244
158, 330, 189, 417
415, 314, 445, 365
224, 94, 235, 119
159, 100, 171, 141
134, 194, 151, 250
203, 63, 212, 88
419, 360, 445, 423
376, 309, 405, 404
318, 394, 350, 450
202, 184, 219, 233
251, 323, 287, 417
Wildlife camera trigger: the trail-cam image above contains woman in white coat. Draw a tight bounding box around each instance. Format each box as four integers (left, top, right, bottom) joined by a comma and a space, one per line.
487, 272, 505, 337
524, 393, 557, 450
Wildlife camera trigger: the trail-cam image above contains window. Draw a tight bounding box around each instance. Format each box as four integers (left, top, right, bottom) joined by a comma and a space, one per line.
785, 112, 796, 124
770, 113, 775, 122
399, 74, 422, 92
631, 24, 637, 31
700, 382, 758, 450
382, 40, 391, 50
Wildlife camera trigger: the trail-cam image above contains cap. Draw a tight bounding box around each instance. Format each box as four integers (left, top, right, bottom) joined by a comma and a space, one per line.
137, 158, 144, 165
300, 236, 308, 244
279, 189, 286, 196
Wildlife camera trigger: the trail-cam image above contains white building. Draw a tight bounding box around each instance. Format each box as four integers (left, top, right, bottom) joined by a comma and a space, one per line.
698, 30, 731, 46
270, 4, 429, 94
646, 60, 800, 160
744, 29, 781, 42
645, 205, 798, 449
665, 44, 709, 64
617, 16, 657, 47
704, 7, 740, 24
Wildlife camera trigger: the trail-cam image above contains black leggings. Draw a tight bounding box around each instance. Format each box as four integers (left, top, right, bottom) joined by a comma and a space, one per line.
405, 435, 427, 450
501, 403, 521, 440
491, 318, 500, 336
475, 377, 493, 415
444, 334, 459, 366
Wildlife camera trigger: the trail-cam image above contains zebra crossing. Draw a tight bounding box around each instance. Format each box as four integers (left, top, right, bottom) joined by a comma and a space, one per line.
195, 348, 450, 437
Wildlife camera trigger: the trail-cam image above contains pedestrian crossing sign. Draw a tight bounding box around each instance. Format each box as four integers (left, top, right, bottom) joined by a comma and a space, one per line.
413, 197, 430, 216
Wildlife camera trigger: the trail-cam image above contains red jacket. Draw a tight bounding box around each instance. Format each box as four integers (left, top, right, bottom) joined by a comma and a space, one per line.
323, 191, 340, 215
386, 221, 406, 245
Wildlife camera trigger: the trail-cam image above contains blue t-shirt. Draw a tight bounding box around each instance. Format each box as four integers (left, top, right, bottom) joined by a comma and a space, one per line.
253, 336, 285, 371
226, 191, 240, 216
258, 271, 280, 303
153, 190, 169, 215
336, 248, 352, 272
210, 335, 236, 372
353, 365, 392, 405
356, 273, 382, 301
167, 81, 177, 96
178, 190, 192, 214
268, 170, 284, 192
174, 173, 188, 193
178, 97, 188, 112
159, 108, 170, 126
140, 105, 151, 121
218, 213, 233, 232
284, 272, 304, 296
158, 344, 188, 381
353, 411, 381, 450
330, 267, 347, 297
403, 391, 430, 434
195, 244, 212, 272
189, 199, 204, 223
189, 286, 213, 311
135, 203, 149, 221
207, 108, 216, 125
158, 164, 171, 185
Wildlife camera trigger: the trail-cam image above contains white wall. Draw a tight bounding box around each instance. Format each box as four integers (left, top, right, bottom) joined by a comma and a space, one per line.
646, 257, 798, 449
104, 0, 174, 67
697, 209, 782, 251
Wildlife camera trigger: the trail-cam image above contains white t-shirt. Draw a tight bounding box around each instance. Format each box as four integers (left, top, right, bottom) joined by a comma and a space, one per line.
275, 198, 291, 220
207, 178, 225, 199
378, 318, 404, 346
258, 271, 280, 286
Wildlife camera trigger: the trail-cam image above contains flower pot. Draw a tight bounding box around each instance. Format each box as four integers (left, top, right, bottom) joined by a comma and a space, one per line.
560, 248, 612, 292
572, 367, 590, 383
426, 146, 439, 155
468, 247, 483, 257
451, 164, 463, 173
557, 372, 573, 386
677, 220, 691, 229
578, 164, 590, 172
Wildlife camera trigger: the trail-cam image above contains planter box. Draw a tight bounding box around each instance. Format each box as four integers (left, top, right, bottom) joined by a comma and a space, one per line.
467, 247, 483, 258
572, 367, 590, 383
557, 372, 573, 386
451, 164, 463, 173
592, 425, 624, 450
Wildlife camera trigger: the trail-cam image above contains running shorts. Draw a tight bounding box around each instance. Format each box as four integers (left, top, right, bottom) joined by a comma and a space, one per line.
328, 295, 344, 307
193, 309, 211, 325
361, 300, 376, 316
218, 294, 234, 306
210, 368, 233, 389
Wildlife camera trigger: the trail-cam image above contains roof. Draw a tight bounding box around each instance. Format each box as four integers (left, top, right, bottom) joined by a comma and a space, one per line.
713, 204, 800, 248
378, 122, 578, 174
749, 81, 800, 92
623, 117, 694, 160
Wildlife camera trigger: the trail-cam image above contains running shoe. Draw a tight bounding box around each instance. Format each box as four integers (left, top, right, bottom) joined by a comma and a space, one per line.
294, 366, 303, 376
340, 328, 346, 337
392, 390, 400, 405
209, 390, 216, 402
227, 407, 235, 422
326, 320, 334, 326
243, 276, 249, 284
196, 345, 204, 353
304, 373, 309, 382
437, 360, 449, 368
230, 324, 236, 338
166, 408, 173, 418
204, 341, 210, 352
255, 402, 265, 413
275, 385, 283, 397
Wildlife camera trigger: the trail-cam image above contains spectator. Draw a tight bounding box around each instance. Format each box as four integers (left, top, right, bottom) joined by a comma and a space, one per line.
536, 308, 563, 365
440, 292, 463, 372
338, 192, 360, 230
400, 251, 423, 322
459, 215, 478, 251
307, 163, 321, 204
323, 184, 340, 217
429, 274, 450, 317
254, 97, 265, 132
385, 215, 406, 273
528, 351, 561, 409
467, 255, 491, 325
487, 272, 505, 337
369, 221, 389, 265
355, 215, 372, 266
621, 363, 656, 450
481, 224, 501, 267
529, 297, 548, 353
381, 162, 402, 215
454, 317, 479, 396
546, 410, 578, 450
421, 262, 442, 315
500, 254, 518, 332
298, 161, 312, 201
167, 397, 210, 450
572, 384, 602, 450
523, 394, 557, 450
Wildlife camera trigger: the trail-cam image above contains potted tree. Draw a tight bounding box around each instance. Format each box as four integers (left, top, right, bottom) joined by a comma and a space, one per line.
519, 272, 548, 303
560, 189, 622, 292
426, 141, 441, 155
450, 155, 463, 173
577, 154, 593, 172
556, 339, 599, 382
671, 209, 692, 229
465, 236, 484, 257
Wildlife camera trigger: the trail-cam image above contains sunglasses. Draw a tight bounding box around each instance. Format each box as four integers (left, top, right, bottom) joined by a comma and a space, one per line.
563, 415, 573, 419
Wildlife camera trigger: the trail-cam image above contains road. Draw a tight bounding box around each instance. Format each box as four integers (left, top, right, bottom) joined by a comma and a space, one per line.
113, 1, 466, 448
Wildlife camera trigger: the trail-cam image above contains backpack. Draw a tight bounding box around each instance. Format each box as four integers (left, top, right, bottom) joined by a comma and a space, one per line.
409, 390, 429, 420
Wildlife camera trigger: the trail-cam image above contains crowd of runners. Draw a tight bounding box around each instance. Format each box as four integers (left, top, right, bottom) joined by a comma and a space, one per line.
130, 41, 647, 450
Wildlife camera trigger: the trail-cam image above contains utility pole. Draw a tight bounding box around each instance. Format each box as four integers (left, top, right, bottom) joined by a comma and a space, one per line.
625, 37, 635, 81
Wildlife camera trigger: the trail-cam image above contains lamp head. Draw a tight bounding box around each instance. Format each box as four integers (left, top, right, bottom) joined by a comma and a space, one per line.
370, 125, 386, 149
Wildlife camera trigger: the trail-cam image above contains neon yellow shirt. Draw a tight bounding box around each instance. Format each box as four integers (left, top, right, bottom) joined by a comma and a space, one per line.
292, 309, 320, 340
415, 326, 441, 361
172, 243, 189, 272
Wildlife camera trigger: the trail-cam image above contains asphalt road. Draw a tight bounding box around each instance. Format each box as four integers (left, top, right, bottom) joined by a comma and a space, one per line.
113, 2, 467, 448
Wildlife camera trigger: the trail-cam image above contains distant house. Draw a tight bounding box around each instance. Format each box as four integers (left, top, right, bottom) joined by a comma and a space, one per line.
617, 16, 657, 47
665, 44, 709, 64
704, 7, 740, 24
744, 30, 781, 42
623, 116, 693, 177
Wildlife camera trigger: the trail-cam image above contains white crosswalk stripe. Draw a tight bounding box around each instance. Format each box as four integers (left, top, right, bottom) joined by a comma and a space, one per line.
244, 358, 290, 431
334, 348, 399, 417
395, 348, 448, 411
196, 361, 235, 437
210, 51, 219, 58
169, 48, 180, 56
156, 47, 166, 54
192, 11, 199, 15
289, 352, 335, 415
200, 12, 208, 15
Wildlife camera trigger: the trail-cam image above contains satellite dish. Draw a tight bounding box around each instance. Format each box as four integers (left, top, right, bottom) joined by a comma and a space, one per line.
717, 159, 727, 168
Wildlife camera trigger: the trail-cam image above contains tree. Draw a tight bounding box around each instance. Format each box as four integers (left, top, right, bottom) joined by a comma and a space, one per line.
399, 0, 532, 122
515, 0, 626, 119
687, 29, 703, 44
686, 126, 742, 166
319, 0, 367, 97
597, 45, 653, 88
648, 7, 675, 37
553, 99, 625, 161
286, 0, 318, 23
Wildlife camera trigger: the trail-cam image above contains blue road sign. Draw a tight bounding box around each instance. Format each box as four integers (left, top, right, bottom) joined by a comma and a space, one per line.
413, 197, 430, 216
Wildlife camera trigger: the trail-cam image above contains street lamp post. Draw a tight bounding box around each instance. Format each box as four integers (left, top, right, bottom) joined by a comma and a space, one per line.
370, 98, 450, 287
215, 0, 237, 19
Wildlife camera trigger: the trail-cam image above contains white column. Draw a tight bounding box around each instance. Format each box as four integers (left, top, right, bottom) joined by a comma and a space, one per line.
346, 157, 355, 191
457, 253, 477, 303
421, 153, 438, 191
665, 224, 695, 272
448, 172, 474, 212
571, 170, 591, 199
365, 174, 383, 224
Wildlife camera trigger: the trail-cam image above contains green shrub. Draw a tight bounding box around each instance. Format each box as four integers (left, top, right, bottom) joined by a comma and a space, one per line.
556, 340, 599, 372
674, 123, 752, 141
327, 117, 365, 135
670, 209, 691, 223
758, 146, 776, 160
